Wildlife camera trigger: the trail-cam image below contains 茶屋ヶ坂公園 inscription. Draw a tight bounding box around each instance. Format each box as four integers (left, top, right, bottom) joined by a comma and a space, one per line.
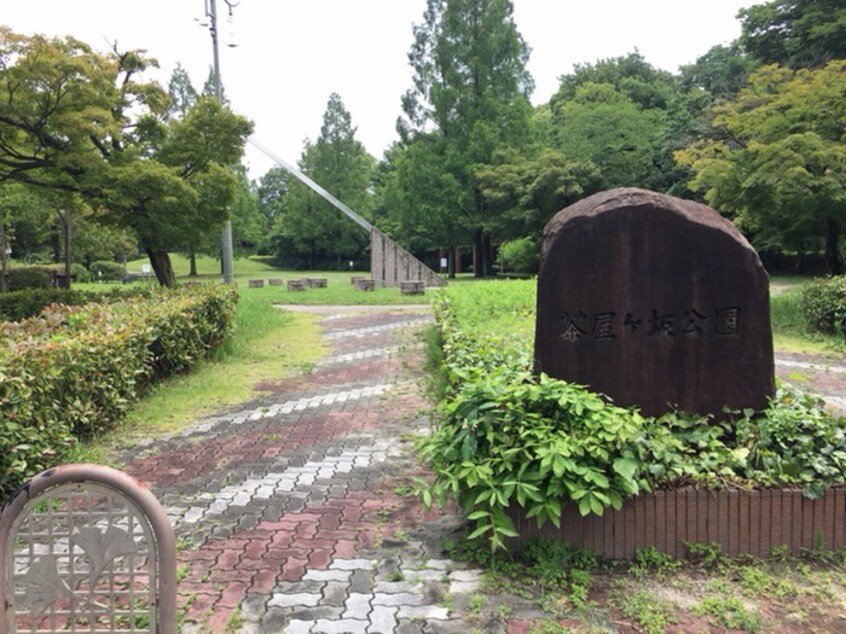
559, 306, 742, 342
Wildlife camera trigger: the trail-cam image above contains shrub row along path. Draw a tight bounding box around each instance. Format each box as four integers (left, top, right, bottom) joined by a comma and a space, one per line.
120, 305, 539, 633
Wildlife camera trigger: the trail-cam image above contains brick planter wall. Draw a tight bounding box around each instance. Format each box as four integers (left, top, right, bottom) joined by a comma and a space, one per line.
507, 487, 846, 559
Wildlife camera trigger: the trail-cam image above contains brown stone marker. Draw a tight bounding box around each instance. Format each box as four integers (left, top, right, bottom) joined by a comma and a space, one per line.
534, 187, 775, 418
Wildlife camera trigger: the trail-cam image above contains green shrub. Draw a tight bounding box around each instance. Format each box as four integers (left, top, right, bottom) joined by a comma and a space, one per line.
90, 260, 127, 282
0, 284, 237, 498
0, 287, 146, 322
6, 265, 56, 290
422, 281, 846, 550
800, 276, 846, 334
498, 237, 539, 274
70, 263, 91, 283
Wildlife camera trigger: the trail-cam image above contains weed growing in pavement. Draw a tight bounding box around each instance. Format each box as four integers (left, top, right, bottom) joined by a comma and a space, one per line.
176, 564, 189, 582
176, 535, 195, 552
388, 570, 405, 582
223, 609, 244, 633
393, 484, 415, 496
468, 593, 486, 614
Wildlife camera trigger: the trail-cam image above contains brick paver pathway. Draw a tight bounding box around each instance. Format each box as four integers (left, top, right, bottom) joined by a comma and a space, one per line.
120, 306, 499, 633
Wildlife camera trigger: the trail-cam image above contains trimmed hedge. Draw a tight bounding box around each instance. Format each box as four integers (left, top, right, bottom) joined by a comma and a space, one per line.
0, 287, 152, 322
6, 265, 56, 290
90, 260, 127, 282
0, 284, 237, 497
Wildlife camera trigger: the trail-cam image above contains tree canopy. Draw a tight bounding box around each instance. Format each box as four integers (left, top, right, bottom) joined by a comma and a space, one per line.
675, 61, 846, 273
268, 93, 374, 269
0, 27, 252, 286
393, 0, 534, 276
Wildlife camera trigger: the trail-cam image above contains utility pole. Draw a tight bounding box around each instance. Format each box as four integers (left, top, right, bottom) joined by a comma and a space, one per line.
203, 0, 236, 283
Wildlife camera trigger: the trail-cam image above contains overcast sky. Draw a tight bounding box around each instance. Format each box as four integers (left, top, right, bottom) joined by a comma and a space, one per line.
4, 0, 758, 179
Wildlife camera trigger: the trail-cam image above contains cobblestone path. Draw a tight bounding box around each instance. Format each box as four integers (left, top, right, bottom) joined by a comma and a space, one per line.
119, 306, 500, 634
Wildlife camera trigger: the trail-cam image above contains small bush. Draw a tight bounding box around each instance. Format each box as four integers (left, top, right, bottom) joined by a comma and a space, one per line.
90, 260, 127, 282
801, 276, 846, 335
70, 263, 91, 283
498, 237, 539, 275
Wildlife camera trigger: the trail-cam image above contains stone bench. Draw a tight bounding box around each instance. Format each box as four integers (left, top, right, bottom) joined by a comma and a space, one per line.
354, 278, 375, 291
351, 276, 367, 285
248, 279, 264, 288
400, 280, 425, 295
305, 278, 327, 288
268, 278, 284, 286
287, 279, 307, 291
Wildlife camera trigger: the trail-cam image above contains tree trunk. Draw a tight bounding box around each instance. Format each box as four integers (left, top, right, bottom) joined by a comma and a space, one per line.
473, 229, 485, 278
826, 219, 843, 275
483, 232, 494, 277
147, 249, 177, 287
62, 209, 72, 289
188, 251, 198, 277
0, 208, 7, 293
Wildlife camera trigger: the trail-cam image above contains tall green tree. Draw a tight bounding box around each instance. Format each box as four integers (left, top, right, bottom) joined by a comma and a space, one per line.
396, 0, 534, 276
545, 52, 686, 193
272, 93, 374, 269
680, 43, 756, 102
676, 61, 846, 273
167, 62, 199, 119
550, 82, 668, 190
475, 147, 602, 241
549, 51, 679, 111
739, 0, 846, 68
0, 28, 252, 286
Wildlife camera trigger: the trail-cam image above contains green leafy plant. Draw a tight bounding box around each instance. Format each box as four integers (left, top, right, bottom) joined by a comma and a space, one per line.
422, 281, 846, 550
800, 275, 846, 335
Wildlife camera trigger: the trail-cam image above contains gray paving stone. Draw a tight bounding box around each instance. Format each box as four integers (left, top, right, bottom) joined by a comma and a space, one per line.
322, 580, 349, 607
330, 558, 375, 571
373, 581, 417, 594
397, 605, 450, 620
372, 592, 424, 607
289, 607, 345, 621
303, 569, 352, 582
349, 569, 375, 594
260, 607, 292, 633
240, 594, 270, 623
448, 580, 480, 595
312, 619, 369, 634
268, 592, 323, 608
277, 580, 328, 594
282, 620, 316, 634
343, 592, 372, 620
395, 621, 425, 634
367, 605, 398, 634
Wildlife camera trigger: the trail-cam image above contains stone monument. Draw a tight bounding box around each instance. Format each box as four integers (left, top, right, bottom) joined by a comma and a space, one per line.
534, 187, 775, 418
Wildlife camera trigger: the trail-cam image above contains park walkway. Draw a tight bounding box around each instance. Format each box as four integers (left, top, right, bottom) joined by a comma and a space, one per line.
118, 305, 524, 633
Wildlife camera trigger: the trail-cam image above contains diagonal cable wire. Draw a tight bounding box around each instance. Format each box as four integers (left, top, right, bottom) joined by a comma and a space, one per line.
248, 137, 372, 231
